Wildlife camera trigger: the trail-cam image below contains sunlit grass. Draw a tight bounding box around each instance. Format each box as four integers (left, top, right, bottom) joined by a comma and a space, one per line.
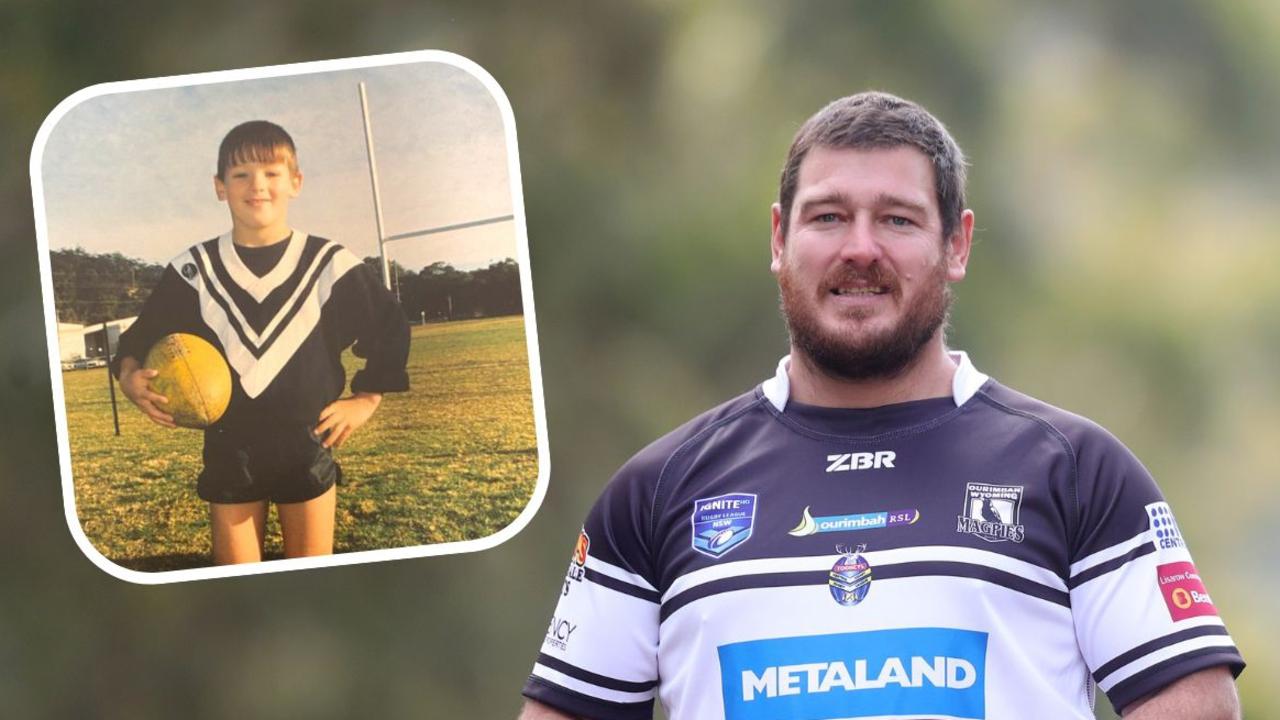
65, 316, 538, 572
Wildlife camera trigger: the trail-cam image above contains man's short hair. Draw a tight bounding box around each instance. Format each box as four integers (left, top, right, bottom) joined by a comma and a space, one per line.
778, 91, 968, 241
216, 120, 298, 180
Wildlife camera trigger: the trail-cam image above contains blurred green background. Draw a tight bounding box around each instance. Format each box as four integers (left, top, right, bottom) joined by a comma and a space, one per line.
3, 1, 1277, 717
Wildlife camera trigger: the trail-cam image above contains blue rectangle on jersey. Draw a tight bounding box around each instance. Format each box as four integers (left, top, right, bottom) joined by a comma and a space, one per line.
717, 627, 987, 720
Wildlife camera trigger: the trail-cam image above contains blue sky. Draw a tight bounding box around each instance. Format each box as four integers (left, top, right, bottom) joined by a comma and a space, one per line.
39, 58, 517, 272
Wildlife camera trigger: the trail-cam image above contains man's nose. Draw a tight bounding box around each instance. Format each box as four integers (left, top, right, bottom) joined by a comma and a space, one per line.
837, 217, 883, 266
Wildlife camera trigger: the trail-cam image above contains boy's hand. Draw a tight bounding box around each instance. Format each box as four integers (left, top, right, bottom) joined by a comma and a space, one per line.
118, 356, 177, 428
314, 392, 382, 448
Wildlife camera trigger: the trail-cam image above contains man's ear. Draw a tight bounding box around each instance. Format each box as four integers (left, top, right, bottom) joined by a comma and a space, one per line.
213, 175, 226, 201
946, 209, 974, 282
770, 203, 786, 275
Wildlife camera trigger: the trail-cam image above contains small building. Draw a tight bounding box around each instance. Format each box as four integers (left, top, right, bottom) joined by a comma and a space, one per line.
57, 317, 136, 362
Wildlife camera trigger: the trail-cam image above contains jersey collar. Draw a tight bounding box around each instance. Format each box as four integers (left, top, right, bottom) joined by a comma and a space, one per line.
218, 229, 307, 302
760, 351, 989, 412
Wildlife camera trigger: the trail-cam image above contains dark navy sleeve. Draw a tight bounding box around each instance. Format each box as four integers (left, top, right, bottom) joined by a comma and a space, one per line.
332, 262, 410, 394
110, 265, 199, 379
522, 454, 662, 719
1063, 425, 1244, 712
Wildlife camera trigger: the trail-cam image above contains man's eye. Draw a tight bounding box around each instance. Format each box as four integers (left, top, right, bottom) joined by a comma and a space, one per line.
887, 216, 913, 227
816, 213, 839, 223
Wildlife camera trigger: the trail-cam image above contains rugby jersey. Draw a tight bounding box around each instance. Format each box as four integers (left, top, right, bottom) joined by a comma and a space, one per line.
113, 230, 410, 429
523, 353, 1243, 720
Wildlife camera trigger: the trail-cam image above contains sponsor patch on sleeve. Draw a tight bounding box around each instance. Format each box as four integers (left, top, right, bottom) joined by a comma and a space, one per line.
1145, 501, 1186, 551
562, 528, 588, 596
1156, 561, 1218, 621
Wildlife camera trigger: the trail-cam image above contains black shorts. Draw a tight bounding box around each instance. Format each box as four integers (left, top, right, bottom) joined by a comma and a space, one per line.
197, 424, 341, 504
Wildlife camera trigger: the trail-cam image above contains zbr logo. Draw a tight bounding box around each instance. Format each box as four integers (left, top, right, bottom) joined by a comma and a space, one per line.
826, 451, 896, 472
956, 483, 1025, 543
717, 627, 987, 720
691, 493, 757, 558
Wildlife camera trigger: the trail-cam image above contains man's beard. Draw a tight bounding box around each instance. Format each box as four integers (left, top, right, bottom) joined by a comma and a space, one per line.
778, 259, 951, 382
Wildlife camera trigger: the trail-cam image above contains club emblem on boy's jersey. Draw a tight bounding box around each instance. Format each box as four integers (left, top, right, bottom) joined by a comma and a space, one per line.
691, 493, 757, 558
956, 483, 1025, 543
1145, 502, 1185, 551
789, 506, 920, 536
563, 528, 589, 596
181, 262, 198, 279
828, 544, 872, 606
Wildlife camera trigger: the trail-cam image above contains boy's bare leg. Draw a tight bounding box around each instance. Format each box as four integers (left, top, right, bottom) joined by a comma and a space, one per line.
210, 500, 268, 564
278, 485, 336, 558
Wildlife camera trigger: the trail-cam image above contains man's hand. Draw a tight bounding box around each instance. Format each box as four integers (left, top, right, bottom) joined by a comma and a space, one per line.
1122, 665, 1240, 719
314, 392, 382, 448
118, 355, 176, 428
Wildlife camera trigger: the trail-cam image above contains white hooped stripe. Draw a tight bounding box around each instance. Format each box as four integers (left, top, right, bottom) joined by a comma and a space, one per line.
587, 555, 658, 592
761, 351, 989, 412
1070, 530, 1157, 578
530, 663, 657, 704
661, 545, 1066, 604
1096, 635, 1239, 690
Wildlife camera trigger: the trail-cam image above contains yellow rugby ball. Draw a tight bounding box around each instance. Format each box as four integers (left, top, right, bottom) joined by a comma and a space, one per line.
143, 333, 231, 429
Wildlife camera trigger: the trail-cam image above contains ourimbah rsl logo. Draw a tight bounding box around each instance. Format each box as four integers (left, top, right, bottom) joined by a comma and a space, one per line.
692, 493, 757, 558
181, 262, 198, 280
956, 483, 1025, 543
789, 506, 920, 536
562, 528, 589, 596
1146, 502, 1186, 551
829, 545, 873, 606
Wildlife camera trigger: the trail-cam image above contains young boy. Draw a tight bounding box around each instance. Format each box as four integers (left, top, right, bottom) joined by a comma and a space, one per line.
113, 120, 410, 565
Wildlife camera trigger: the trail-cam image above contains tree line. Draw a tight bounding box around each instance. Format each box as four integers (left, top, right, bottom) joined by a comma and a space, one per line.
50, 248, 522, 324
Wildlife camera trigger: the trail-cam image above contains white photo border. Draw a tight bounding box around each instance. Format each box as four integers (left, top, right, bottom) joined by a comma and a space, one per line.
30, 49, 550, 585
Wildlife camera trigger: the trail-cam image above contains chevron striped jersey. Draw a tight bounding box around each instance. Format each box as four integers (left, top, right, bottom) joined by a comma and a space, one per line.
114, 231, 409, 428
523, 353, 1243, 720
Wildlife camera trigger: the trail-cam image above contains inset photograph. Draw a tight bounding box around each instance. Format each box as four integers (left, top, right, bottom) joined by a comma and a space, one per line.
33, 51, 546, 582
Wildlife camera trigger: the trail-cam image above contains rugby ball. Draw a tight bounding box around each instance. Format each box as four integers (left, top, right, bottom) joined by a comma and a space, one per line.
143, 333, 231, 429
711, 528, 736, 548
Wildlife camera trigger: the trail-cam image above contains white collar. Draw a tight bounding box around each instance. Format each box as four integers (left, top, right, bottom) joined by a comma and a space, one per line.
760, 351, 989, 412
218, 229, 307, 302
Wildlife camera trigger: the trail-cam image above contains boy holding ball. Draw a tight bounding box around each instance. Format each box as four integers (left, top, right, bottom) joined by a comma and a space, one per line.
114, 120, 410, 565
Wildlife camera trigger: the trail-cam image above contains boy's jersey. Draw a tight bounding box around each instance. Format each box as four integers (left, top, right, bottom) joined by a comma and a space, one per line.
522, 354, 1244, 720
114, 231, 409, 427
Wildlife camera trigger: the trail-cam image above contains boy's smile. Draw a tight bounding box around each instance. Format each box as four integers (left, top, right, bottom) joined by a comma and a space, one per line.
214, 158, 302, 245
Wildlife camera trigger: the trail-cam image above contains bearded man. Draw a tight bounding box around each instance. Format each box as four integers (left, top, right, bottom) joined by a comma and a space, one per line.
519, 91, 1244, 720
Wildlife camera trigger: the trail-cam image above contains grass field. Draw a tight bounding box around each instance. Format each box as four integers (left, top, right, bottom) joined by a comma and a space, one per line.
63, 315, 539, 572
